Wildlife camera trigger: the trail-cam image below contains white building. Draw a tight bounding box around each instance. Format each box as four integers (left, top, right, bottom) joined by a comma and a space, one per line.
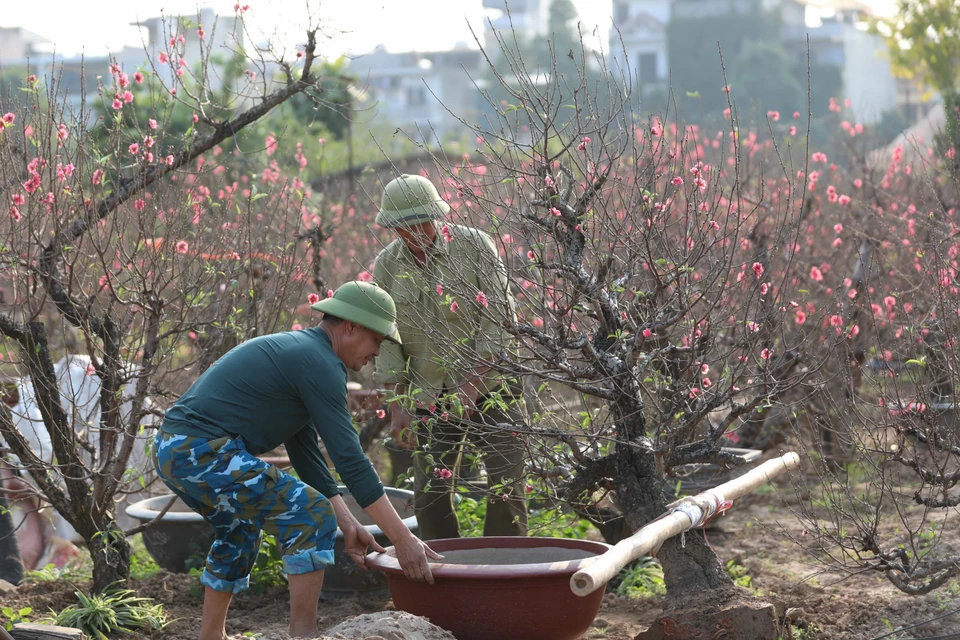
608, 0, 671, 91
0, 26, 51, 65
782, 0, 898, 124
348, 46, 484, 140
15, 9, 247, 117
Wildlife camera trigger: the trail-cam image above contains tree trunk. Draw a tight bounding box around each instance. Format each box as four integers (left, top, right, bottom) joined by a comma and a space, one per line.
613, 389, 733, 600
82, 519, 130, 593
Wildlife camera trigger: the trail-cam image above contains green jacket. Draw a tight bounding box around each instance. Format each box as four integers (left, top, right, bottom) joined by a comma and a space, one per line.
373, 223, 517, 399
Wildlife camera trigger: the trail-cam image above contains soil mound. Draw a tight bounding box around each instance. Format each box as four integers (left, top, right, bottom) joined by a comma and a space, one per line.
321, 610, 455, 640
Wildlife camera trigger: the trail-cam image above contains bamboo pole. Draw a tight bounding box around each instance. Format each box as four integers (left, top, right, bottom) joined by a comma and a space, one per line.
570, 451, 801, 597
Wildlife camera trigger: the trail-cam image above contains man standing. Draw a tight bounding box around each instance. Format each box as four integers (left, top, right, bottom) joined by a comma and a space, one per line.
155, 281, 440, 640
372, 174, 528, 540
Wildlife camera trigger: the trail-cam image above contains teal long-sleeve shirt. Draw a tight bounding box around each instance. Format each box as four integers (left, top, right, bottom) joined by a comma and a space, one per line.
160, 326, 384, 508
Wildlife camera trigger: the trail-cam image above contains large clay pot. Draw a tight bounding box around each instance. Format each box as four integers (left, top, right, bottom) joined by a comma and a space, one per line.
367, 536, 612, 640
126, 485, 417, 599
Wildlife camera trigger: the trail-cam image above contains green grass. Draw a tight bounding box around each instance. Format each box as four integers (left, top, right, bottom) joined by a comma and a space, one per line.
612, 557, 666, 599
128, 534, 162, 581
47, 588, 169, 640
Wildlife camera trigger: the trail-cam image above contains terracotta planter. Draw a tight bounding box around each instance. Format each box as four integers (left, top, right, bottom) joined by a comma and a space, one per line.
367, 537, 612, 640
126, 486, 417, 599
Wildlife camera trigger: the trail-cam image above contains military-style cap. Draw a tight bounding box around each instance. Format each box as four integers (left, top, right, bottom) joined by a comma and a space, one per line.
311, 281, 402, 344
375, 174, 450, 228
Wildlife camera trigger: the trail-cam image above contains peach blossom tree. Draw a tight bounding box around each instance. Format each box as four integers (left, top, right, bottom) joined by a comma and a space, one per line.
397, 39, 960, 600
0, 13, 347, 591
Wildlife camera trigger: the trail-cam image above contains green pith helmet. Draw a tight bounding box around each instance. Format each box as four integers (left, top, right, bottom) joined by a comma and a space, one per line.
310, 281, 402, 344
375, 174, 450, 228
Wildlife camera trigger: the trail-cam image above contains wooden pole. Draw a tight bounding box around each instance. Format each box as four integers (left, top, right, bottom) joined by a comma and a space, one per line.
570, 451, 801, 597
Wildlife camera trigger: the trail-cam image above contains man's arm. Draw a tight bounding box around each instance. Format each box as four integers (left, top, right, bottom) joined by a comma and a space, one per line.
297, 366, 438, 581
328, 493, 388, 570
363, 493, 442, 583
296, 365, 384, 508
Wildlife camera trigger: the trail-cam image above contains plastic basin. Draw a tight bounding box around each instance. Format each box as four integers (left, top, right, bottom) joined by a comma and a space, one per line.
126, 485, 416, 598
367, 536, 612, 640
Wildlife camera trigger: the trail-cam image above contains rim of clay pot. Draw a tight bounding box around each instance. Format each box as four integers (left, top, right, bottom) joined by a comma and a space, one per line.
125, 494, 199, 523
125, 486, 418, 538
366, 536, 611, 580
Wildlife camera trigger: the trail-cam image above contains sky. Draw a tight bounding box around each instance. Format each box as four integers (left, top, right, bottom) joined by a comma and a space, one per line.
0, 0, 613, 60
1, 0, 900, 67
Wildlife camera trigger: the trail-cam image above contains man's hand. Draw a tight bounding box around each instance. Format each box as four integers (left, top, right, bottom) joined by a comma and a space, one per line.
390, 409, 416, 450
388, 533, 443, 584
340, 519, 387, 569
362, 494, 442, 583
330, 494, 388, 569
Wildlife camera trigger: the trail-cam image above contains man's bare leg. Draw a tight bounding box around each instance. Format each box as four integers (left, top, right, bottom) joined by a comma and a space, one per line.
287, 570, 325, 638
200, 587, 233, 640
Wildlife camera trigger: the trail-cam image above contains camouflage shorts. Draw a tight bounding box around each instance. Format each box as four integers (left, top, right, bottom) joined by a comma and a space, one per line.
153, 431, 337, 594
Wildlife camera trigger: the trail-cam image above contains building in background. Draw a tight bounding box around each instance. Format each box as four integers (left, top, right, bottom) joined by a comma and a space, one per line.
0, 2, 936, 140
782, 0, 898, 124
0, 26, 51, 64
612, 0, 902, 124
608, 0, 671, 93
348, 45, 483, 141
117, 8, 245, 94
0, 9, 246, 115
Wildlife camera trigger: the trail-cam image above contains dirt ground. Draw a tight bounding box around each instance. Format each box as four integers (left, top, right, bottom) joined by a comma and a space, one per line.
6, 487, 960, 639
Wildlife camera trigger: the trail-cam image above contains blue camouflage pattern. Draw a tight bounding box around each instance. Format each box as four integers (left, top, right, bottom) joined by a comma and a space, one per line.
153, 431, 338, 593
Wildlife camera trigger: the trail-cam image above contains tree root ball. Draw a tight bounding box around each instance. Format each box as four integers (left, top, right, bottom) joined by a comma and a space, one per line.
633, 592, 780, 640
